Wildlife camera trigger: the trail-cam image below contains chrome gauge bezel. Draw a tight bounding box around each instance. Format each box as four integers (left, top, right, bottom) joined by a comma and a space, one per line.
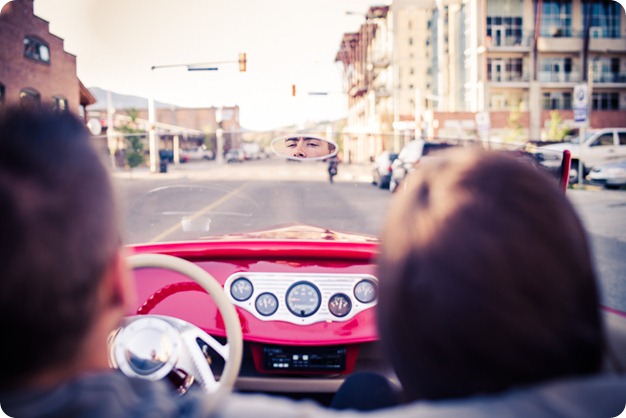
224, 273, 378, 325
354, 279, 378, 304
255, 292, 279, 316
285, 281, 322, 318
230, 277, 254, 301
328, 293, 352, 318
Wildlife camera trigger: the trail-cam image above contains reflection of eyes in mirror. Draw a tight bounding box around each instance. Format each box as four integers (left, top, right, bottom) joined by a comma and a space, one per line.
270, 135, 338, 161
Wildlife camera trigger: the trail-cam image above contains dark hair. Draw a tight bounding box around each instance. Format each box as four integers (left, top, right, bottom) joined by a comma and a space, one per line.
0, 106, 121, 388
376, 149, 603, 401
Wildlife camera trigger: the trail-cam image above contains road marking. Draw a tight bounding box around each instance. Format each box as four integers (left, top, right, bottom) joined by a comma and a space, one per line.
147, 183, 248, 243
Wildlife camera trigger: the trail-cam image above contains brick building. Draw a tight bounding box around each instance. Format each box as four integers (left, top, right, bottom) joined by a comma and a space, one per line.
0, 0, 94, 115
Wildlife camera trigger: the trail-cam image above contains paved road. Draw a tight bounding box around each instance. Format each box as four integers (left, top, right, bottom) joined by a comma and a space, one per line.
568, 189, 626, 311
113, 158, 626, 311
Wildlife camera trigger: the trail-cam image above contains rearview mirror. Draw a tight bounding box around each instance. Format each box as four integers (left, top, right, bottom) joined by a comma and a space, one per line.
270, 135, 338, 161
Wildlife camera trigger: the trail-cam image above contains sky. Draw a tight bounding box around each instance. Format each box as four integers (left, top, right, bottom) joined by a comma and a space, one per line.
22, 0, 389, 130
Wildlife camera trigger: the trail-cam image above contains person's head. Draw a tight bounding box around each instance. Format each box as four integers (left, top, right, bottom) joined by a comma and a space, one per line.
376, 149, 603, 402
285, 136, 333, 159
0, 106, 129, 389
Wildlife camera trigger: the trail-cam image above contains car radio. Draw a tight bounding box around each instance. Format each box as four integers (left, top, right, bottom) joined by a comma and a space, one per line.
262, 346, 346, 372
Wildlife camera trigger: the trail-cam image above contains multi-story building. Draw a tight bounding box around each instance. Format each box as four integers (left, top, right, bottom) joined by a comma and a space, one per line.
338, 0, 626, 154
336, 2, 437, 162
0, 0, 94, 116
336, 6, 394, 162
428, 0, 626, 141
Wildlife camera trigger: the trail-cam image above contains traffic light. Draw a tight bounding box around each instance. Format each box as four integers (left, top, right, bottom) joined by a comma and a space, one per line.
238, 53, 246, 72
292, 84, 296, 96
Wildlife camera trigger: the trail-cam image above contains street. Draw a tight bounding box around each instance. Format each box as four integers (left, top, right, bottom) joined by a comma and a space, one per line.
114, 158, 626, 312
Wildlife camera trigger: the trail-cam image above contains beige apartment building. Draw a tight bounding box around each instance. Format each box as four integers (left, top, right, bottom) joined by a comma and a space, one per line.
337, 0, 626, 161
431, 0, 626, 142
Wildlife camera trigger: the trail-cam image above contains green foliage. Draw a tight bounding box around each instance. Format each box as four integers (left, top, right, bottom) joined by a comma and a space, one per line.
119, 108, 145, 169
504, 106, 525, 143
546, 111, 569, 141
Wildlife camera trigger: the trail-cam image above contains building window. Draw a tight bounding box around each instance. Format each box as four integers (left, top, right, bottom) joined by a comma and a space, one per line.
590, 0, 621, 38
592, 92, 620, 110
408, 37, 413, 46
539, 58, 576, 82
542, 92, 572, 109
20, 88, 41, 108
486, 0, 523, 46
540, 0, 572, 37
487, 58, 524, 82
24, 36, 50, 63
592, 58, 622, 82
53, 96, 69, 112
486, 16, 523, 46
0, 83, 4, 106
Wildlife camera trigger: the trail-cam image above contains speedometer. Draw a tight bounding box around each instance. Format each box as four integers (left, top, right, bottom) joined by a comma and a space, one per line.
286, 281, 321, 317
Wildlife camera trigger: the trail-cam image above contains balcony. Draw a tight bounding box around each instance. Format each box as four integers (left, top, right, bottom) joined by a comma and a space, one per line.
593, 72, 626, 85
485, 31, 533, 52
488, 73, 530, 88
538, 71, 582, 85
537, 36, 582, 52
538, 30, 626, 53
589, 37, 626, 53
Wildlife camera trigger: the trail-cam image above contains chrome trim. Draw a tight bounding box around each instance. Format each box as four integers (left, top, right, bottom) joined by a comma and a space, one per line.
224, 273, 378, 325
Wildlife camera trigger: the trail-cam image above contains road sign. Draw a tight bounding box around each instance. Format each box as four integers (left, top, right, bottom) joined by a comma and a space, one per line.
573, 84, 588, 125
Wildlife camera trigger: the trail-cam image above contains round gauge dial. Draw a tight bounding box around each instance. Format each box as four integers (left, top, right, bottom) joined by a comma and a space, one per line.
354, 279, 377, 304
328, 293, 352, 318
230, 277, 253, 301
285, 281, 321, 317
255, 292, 278, 316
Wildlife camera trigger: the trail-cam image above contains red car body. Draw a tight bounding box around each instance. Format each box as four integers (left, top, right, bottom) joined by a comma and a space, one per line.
128, 225, 384, 394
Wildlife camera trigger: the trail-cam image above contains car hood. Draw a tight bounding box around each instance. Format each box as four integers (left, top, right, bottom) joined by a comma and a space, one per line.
197, 223, 378, 243
538, 142, 573, 152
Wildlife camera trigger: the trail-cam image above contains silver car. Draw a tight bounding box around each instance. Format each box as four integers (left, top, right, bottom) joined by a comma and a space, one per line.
587, 159, 626, 189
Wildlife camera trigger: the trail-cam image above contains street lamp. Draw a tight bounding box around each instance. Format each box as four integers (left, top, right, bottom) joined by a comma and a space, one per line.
147, 54, 246, 173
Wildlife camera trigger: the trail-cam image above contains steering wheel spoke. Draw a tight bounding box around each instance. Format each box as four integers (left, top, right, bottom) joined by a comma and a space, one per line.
109, 253, 243, 396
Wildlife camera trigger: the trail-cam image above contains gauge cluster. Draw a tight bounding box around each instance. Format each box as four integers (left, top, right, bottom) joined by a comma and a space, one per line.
224, 273, 378, 325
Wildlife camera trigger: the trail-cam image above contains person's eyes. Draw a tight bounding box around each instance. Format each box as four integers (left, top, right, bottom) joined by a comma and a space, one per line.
285, 142, 297, 148
305, 141, 320, 147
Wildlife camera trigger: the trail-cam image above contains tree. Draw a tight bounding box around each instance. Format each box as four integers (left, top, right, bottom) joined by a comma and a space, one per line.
504, 106, 525, 143
118, 108, 145, 169
546, 111, 569, 141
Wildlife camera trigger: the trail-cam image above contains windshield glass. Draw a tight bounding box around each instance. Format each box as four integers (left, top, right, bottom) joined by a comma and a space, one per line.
4, 0, 625, 313
569, 131, 594, 144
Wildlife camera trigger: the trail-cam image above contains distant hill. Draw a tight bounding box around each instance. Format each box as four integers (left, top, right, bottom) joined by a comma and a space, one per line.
88, 87, 175, 111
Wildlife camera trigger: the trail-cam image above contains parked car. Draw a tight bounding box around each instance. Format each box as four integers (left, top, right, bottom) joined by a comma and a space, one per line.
181, 145, 213, 161
225, 148, 245, 163
389, 140, 459, 193
533, 128, 626, 183
371, 151, 398, 189
587, 159, 626, 189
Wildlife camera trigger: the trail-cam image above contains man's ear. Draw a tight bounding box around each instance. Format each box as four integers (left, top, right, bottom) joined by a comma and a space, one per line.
103, 250, 136, 315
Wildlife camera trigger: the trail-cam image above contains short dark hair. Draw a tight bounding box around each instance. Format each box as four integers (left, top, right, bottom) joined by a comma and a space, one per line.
376, 149, 603, 401
0, 107, 121, 388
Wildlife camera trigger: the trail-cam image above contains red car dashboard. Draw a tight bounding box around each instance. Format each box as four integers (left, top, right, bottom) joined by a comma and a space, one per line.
128, 236, 388, 393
